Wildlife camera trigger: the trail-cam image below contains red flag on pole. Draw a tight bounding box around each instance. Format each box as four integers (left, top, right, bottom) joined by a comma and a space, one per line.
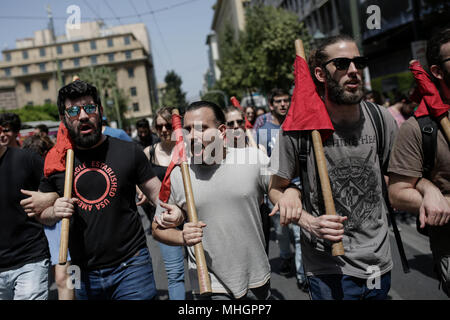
230, 96, 254, 129
44, 122, 74, 177
159, 113, 186, 203
282, 55, 334, 141
409, 60, 450, 118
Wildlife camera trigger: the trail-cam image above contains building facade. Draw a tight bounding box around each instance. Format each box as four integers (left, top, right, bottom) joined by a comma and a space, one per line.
0, 21, 158, 121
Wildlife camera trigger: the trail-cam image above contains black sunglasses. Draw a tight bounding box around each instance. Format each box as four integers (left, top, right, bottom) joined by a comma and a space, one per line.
65, 104, 98, 117
155, 123, 172, 131
226, 119, 244, 127
323, 56, 368, 71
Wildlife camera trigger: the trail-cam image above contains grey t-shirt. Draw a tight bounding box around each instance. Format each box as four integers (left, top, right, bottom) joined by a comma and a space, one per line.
155, 147, 271, 298
269, 101, 398, 279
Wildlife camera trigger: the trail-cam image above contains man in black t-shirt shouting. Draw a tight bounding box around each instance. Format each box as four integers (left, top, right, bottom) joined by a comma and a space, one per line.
35, 80, 162, 300
0, 125, 50, 300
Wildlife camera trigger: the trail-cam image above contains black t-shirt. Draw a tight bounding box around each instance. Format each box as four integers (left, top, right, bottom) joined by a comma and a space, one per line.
39, 137, 155, 270
0, 147, 49, 268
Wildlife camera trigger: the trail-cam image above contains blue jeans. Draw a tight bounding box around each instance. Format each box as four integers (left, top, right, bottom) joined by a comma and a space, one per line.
76, 247, 157, 300
158, 242, 185, 300
0, 259, 49, 300
308, 272, 391, 300
291, 224, 306, 283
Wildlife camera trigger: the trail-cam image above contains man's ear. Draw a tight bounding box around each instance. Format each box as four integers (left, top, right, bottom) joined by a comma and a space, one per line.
315, 66, 326, 83
430, 64, 443, 80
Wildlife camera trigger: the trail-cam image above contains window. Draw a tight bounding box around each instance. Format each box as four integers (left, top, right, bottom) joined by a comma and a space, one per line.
127, 67, 134, 78
125, 51, 132, 60
91, 55, 97, 65
108, 53, 114, 62
22, 51, 28, 59
22, 65, 28, 74
44, 99, 51, 105
107, 38, 113, 47
5, 53, 11, 61
25, 82, 31, 93
90, 40, 97, 50
27, 101, 33, 106
42, 80, 48, 90
58, 60, 63, 69
39, 48, 46, 57
130, 87, 137, 96
124, 36, 130, 45
73, 58, 80, 67
39, 62, 46, 72
73, 43, 79, 52
4, 68, 11, 77
132, 102, 139, 112
56, 45, 63, 54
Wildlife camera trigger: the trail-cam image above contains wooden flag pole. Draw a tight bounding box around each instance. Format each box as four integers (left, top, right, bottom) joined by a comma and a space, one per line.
295, 39, 345, 256
58, 149, 74, 264
172, 109, 212, 295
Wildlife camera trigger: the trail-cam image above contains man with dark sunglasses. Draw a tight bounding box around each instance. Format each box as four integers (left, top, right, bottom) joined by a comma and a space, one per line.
269, 35, 398, 300
29, 80, 162, 300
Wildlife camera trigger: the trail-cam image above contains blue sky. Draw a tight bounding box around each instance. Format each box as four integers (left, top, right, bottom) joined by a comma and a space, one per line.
0, 0, 216, 101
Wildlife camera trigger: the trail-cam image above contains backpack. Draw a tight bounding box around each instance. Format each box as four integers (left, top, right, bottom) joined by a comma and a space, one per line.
297, 101, 410, 272
413, 115, 439, 237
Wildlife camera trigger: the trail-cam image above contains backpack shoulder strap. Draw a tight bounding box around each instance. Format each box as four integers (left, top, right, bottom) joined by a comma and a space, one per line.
299, 131, 312, 215
364, 101, 385, 163
415, 115, 438, 179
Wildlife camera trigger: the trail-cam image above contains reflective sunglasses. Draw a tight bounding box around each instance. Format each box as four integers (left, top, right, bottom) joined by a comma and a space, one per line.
155, 123, 172, 131
226, 119, 244, 127
65, 104, 98, 117
323, 56, 368, 71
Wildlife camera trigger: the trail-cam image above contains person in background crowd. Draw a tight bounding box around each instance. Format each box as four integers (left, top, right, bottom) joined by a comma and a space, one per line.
0, 113, 21, 148
387, 92, 416, 127
142, 107, 186, 300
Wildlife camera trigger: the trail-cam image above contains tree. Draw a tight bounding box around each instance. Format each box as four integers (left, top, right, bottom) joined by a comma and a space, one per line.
78, 66, 128, 128
160, 70, 188, 109
215, 5, 312, 100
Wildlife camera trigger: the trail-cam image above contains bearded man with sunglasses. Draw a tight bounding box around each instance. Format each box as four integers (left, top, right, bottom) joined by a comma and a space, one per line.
269, 35, 398, 300
34, 80, 162, 300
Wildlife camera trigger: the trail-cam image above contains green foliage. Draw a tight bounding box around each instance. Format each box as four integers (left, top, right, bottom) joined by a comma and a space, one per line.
161, 70, 188, 108
201, 91, 227, 109
0, 103, 59, 122
215, 5, 312, 100
371, 71, 415, 100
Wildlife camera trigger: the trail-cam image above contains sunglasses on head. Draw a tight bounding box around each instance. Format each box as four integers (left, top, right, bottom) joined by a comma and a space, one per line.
226, 119, 244, 127
155, 123, 172, 131
65, 104, 98, 117
323, 56, 368, 71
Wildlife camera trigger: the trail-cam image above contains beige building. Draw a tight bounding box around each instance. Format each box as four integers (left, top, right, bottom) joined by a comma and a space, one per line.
0, 21, 158, 121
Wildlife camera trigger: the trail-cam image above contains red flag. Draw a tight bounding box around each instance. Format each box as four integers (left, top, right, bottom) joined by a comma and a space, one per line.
44, 122, 74, 177
159, 113, 186, 203
409, 60, 449, 118
230, 96, 254, 129
282, 55, 334, 141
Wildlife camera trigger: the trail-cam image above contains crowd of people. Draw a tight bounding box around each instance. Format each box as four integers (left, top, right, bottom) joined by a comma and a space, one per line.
0, 28, 449, 300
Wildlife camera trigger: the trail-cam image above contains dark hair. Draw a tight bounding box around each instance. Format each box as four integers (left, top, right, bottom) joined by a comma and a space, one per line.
57, 80, 101, 115
426, 28, 450, 78
308, 34, 356, 93
392, 91, 410, 105
22, 134, 54, 158
186, 100, 225, 125
136, 118, 150, 129
269, 88, 290, 105
364, 90, 384, 105
0, 112, 21, 132
35, 124, 48, 134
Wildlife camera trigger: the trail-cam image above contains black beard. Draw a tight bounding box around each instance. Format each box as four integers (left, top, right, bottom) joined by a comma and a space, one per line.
325, 69, 364, 105
64, 116, 102, 149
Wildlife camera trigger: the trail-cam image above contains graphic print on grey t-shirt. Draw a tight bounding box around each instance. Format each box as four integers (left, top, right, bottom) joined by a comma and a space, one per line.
312, 146, 381, 233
